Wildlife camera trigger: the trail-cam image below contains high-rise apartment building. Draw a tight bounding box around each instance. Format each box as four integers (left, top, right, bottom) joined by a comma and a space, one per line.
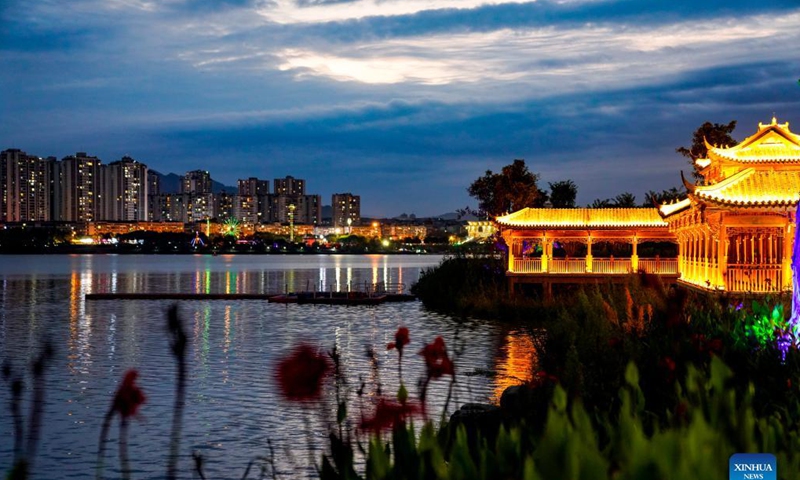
274, 176, 305, 196
146, 170, 161, 221
332, 193, 361, 228
182, 170, 212, 195
104, 156, 149, 221
232, 195, 258, 224
270, 194, 321, 224
53, 152, 102, 222
0, 149, 53, 222
238, 177, 270, 196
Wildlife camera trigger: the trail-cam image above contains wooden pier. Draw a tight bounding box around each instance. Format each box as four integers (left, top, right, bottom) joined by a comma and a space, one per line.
85, 292, 416, 303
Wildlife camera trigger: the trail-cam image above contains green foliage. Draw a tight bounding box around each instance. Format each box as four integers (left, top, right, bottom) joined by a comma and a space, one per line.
348, 359, 800, 480
547, 180, 577, 208
676, 120, 737, 179
411, 257, 512, 317
467, 159, 547, 217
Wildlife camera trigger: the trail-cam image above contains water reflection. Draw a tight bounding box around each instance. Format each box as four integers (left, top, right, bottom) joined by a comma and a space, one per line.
0, 254, 546, 479
493, 330, 539, 402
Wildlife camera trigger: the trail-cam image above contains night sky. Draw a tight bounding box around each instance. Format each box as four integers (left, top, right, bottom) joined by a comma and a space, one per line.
2, 0, 799, 217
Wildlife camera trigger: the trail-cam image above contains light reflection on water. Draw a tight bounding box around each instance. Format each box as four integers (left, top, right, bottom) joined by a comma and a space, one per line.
0, 254, 538, 479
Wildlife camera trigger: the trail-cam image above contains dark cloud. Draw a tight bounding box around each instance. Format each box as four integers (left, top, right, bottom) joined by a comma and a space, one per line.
295, 0, 359, 7
288, 0, 800, 43
2, 0, 800, 215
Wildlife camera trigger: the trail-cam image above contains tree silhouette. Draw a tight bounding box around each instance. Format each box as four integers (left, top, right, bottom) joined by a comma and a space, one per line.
548, 180, 577, 208
643, 187, 685, 206
467, 159, 546, 217
613, 192, 637, 207
677, 121, 737, 179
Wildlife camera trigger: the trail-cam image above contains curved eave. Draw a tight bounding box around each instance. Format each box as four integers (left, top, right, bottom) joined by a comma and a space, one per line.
496, 222, 669, 229
693, 195, 800, 208
708, 153, 800, 163
695, 158, 712, 169
680, 171, 696, 193
657, 198, 692, 218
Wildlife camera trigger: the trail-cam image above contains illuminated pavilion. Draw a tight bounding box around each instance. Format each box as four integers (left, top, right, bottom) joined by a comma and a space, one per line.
496, 118, 800, 295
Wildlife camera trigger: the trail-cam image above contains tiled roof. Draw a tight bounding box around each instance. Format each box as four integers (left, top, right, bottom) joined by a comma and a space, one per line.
495, 208, 668, 229
658, 198, 692, 217
707, 119, 800, 164
710, 144, 800, 163
692, 168, 800, 207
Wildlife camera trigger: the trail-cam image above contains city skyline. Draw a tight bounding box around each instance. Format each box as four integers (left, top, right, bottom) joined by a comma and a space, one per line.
2, 1, 800, 217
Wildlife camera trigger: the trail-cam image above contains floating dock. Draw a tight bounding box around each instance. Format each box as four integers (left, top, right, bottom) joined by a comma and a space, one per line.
85, 292, 416, 303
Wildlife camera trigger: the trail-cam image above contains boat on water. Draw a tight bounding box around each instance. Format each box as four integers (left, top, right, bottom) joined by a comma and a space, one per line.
268, 291, 388, 305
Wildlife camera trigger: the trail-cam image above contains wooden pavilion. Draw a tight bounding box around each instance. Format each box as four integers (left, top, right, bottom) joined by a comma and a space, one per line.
659, 117, 800, 293
495, 117, 800, 295
496, 207, 678, 294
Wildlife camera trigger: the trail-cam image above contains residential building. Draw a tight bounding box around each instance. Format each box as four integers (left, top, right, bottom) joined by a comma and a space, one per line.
0, 149, 53, 222
274, 176, 305, 196
54, 152, 102, 222
238, 177, 270, 196
103, 156, 149, 221
332, 193, 360, 228
182, 170, 212, 194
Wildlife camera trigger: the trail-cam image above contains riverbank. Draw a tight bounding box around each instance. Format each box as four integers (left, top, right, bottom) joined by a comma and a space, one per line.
405, 256, 800, 478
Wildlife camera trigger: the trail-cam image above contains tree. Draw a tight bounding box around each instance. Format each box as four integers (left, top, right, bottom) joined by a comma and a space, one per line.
548, 180, 577, 208
677, 120, 737, 179
590, 198, 612, 208
643, 187, 685, 206
467, 159, 546, 217
613, 192, 637, 207
589, 192, 636, 208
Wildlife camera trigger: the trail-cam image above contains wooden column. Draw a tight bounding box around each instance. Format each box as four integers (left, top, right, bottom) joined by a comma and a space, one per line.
719, 225, 728, 289
541, 235, 549, 273
704, 230, 710, 283
783, 219, 794, 290
505, 233, 515, 272
631, 234, 639, 272
586, 234, 593, 273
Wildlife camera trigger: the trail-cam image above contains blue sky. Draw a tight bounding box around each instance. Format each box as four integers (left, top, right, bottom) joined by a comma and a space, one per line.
2, 0, 799, 217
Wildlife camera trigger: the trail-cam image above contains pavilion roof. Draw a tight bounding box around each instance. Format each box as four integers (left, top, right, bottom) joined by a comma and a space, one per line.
690, 168, 800, 207
658, 198, 692, 217
495, 208, 668, 229
704, 118, 800, 164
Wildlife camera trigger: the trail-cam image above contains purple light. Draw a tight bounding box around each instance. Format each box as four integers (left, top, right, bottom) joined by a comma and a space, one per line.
791, 202, 800, 342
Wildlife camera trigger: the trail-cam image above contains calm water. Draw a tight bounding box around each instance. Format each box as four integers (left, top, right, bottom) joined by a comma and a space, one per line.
0, 255, 537, 479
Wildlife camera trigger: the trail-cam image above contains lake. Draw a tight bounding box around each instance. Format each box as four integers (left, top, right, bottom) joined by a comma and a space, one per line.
0, 254, 537, 479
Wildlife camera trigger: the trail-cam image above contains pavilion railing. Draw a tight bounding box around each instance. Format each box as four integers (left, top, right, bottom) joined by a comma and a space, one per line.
511, 257, 679, 275
639, 258, 678, 274
592, 258, 631, 274
513, 258, 542, 273
549, 259, 588, 273
726, 264, 783, 293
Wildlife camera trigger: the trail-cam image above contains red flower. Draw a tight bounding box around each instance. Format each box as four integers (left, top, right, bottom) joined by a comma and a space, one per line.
707, 338, 723, 354
532, 370, 558, 387
661, 356, 676, 372
359, 397, 422, 433
418, 336, 454, 379
387, 327, 410, 354
275, 344, 332, 402
113, 370, 146, 418
675, 401, 689, 423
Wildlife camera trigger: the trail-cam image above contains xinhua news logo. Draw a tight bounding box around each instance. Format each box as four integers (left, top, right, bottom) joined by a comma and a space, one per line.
729, 453, 776, 480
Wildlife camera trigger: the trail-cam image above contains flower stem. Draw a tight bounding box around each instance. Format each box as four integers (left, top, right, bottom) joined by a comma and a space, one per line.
95, 408, 114, 480
119, 417, 130, 480
167, 305, 188, 480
